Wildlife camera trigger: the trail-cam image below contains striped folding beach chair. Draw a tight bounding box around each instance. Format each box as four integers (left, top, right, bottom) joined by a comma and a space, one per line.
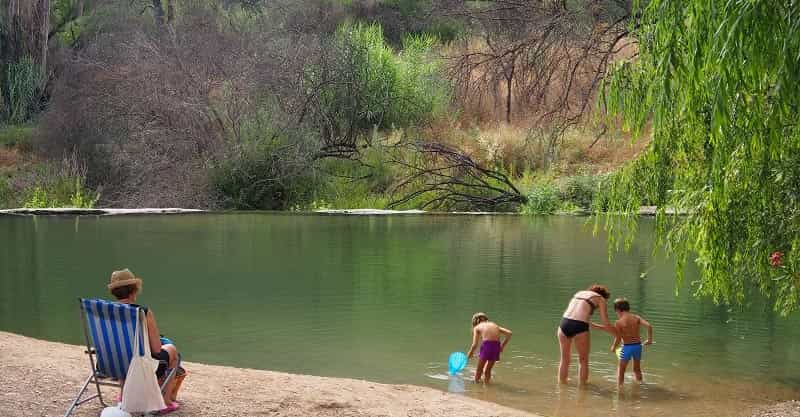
64, 299, 179, 417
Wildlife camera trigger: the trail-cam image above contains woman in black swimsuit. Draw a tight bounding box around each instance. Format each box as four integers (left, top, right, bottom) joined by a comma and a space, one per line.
556, 284, 613, 385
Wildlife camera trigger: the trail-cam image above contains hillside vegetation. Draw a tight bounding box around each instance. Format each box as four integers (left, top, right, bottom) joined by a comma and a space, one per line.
0, 0, 642, 212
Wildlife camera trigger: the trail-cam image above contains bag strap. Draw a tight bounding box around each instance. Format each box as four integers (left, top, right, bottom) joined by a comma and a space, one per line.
131, 307, 142, 357
131, 307, 153, 358
140, 308, 153, 358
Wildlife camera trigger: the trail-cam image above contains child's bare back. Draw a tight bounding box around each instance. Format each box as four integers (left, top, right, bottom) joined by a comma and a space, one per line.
611, 299, 653, 387
615, 312, 645, 344
466, 312, 512, 384
474, 321, 503, 341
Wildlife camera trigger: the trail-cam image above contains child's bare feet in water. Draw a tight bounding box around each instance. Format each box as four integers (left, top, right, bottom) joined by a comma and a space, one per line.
466, 312, 512, 385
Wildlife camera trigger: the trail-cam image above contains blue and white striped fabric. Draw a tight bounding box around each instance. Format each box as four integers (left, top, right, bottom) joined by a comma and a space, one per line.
80, 298, 144, 380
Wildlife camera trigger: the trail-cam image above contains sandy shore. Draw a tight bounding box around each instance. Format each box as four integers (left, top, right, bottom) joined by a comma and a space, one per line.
0, 332, 534, 417
751, 401, 800, 417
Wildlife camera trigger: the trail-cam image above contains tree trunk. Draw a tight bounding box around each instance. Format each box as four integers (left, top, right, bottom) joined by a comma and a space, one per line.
7, 0, 21, 63
5, 0, 49, 68
166, 0, 175, 24
504, 55, 516, 124
152, 0, 165, 27
505, 74, 512, 123
37, 0, 48, 75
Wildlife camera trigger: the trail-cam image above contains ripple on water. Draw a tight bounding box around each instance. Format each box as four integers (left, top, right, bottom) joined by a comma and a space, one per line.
2, 214, 800, 417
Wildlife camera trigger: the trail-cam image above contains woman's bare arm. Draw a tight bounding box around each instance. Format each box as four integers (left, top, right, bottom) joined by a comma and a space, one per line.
145, 310, 163, 353
592, 299, 617, 335
598, 298, 611, 327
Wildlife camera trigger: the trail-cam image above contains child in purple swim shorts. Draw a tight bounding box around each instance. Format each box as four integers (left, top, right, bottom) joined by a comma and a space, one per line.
466, 312, 513, 383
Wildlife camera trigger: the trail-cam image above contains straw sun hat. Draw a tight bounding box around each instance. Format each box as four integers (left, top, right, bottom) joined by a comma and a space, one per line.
107, 268, 143, 291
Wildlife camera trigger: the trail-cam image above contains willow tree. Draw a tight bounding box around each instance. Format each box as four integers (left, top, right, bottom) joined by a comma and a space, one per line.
600, 1, 800, 314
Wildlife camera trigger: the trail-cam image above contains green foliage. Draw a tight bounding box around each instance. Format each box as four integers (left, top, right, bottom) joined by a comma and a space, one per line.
420, 19, 464, 43
2, 57, 42, 124
22, 177, 99, 208
381, 0, 465, 41
0, 124, 35, 148
50, 0, 88, 46
561, 175, 599, 210
517, 172, 605, 214
311, 147, 397, 210
211, 99, 322, 210
521, 180, 561, 215
601, 0, 800, 314
396, 33, 451, 121
310, 178, 391, 210
0, 176, 14, 209
317, 22, 450, 134
211, 140, 319, 211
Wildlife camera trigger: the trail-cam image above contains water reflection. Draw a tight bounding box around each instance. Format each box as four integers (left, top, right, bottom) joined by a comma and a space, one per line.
1, 214, 799, 417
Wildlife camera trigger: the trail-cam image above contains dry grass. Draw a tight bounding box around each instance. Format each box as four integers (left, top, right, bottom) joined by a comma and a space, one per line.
580, 133, 651, 174
423, 116, 649, 179
0, 147, 22, 169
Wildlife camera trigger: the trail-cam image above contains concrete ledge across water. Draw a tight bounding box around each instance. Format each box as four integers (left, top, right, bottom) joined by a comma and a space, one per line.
0, 207, 685, 216
0, 208, 203, 216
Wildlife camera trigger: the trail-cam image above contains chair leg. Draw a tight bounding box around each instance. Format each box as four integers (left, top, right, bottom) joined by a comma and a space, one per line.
159, 368, 177, 392
93, 372, 109, 408
63, 374, 94, 417
159, 355, 181, 394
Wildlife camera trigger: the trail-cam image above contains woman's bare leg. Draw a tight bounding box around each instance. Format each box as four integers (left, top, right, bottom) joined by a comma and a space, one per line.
557, 327, 572, 384
573, 331, 591, 385
161, 344, 178, 404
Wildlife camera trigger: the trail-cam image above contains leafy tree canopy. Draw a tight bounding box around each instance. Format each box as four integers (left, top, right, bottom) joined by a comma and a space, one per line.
601, 0, 800, 314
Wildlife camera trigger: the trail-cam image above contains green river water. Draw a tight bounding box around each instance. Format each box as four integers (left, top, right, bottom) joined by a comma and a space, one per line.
1, 213, 798, 417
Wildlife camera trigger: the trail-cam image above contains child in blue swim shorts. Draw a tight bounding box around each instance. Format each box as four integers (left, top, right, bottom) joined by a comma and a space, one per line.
610, 298, 653, 387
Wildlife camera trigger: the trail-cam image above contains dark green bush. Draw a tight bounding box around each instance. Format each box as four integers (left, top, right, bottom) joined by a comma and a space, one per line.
211, 139, 319, 210
0, 124, 35, 149
522, 181, 562, 214
2, 57, 41, 124
0, 175, 15, 209
560, 175, 599, 209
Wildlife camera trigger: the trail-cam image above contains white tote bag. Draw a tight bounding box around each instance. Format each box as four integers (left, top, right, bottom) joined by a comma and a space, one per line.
120, 309, 167, 413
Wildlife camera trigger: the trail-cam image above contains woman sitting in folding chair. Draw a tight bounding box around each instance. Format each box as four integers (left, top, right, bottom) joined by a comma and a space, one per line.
108, 269, 182, 414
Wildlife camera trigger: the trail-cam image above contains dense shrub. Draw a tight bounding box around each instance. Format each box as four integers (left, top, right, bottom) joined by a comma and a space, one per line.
521, 180, 561, 214
2, 57, 42, 124
560, 175, 598, 209
0, 176, 14, 208
211, 137, 319, 210
314, 23, 450, 138
0, 124, 35, 149
348, 0, 465, 45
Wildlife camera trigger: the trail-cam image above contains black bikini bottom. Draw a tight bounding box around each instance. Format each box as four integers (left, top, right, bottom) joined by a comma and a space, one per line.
559, 317, 589, 338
